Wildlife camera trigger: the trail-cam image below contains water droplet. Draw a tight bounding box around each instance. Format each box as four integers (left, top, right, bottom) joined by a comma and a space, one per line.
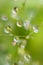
24, 55, 29, 62
23, 20, 30, 30
4, 25, 12, 34
21, 45, 25, 48
11, 8, 18, 19
16, 21, 22, 27
2, 15, 8, 21
26, 35, 30, 39
33, 26, 39, 33
13, 38, 19, 43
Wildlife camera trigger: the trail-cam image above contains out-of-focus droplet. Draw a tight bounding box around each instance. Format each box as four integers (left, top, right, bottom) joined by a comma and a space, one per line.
24, 54, 31, 62
18, 47, 25, 55
33, 26, 39, 33
2, 15, 8, 21
18, 61, 24, 65
4, 25, 12, 34
23, 20, 30, 30
12, 41, 16, 46
21, 45, 25, 49
16, 21, 22, 27
11, 9, 17, 18
4, 28, 10, 33
12, 37, 20, 46
24, 55, 29, 62
26, 35, 30, 39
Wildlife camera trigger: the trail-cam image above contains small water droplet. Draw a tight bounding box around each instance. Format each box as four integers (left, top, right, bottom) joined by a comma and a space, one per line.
16, 21, 22, 27
21, 45, 25, 48
24, 55, 29, 62
4, 25, 12, 34
33, 26, 39, 33
26, 35, 30, 39
23, 20, 30, 30
2, 15, 8, 21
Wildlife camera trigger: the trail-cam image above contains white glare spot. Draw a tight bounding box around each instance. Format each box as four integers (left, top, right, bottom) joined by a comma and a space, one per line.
4, 28, 9, 33
33, 26, 39, 33
16, 21, 22, 27
23, 20, 30, 30
2, 15, 8, 21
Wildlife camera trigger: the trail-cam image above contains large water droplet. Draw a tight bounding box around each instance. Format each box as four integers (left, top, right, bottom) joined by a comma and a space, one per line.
16, 21, 22, 27
2, 15, 8, 21
33, 26, 39, 33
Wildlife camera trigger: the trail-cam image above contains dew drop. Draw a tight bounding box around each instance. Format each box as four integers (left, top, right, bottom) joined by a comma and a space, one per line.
11, 7, 18, 19
23, 20, 30, 30
26, 35, 30, 39
24, 55, 29, 62
16, 21, 22, 27
24, 54, 31, 62
4, 28, 10, 33
2, 15, 8, 21
4, 25, 12, 34
12, 37, 20, 46
21, 45, 25, 49
33, 26, 39, 33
